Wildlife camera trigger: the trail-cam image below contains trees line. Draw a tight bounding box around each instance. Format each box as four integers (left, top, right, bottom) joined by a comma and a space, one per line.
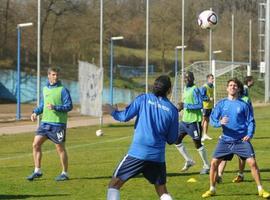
0, 0, 259, 79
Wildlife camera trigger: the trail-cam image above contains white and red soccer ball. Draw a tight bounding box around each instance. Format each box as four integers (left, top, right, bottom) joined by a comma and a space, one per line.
198, 10, 218, 29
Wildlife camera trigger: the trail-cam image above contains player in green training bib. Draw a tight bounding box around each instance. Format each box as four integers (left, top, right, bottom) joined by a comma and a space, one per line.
27, 67, 73, 181
175, 71, 210, 174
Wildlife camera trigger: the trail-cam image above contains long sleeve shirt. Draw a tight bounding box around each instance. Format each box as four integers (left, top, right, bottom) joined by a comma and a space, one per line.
210, 98, 255, 142
111, 93, 179, 162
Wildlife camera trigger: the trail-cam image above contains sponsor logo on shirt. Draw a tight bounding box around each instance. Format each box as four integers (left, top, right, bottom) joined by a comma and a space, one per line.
148, 100, 170, 112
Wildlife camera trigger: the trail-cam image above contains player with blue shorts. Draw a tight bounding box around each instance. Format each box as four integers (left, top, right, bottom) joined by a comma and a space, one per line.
103, 75, 179, 200
175, 71, 210, 174
202, 78, 270, 199
27, 67, 73, 182
217, 80, 253, 183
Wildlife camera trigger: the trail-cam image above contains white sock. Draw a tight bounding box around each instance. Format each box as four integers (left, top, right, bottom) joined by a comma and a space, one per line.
160, 193, 173, 200
107, 188, 120, 200
210, 186, 216, 192
175, 143, 192, 162
34, 167, 41, 174
197, 146, 210, 168
61, 171, 68, 176
237, 172, 244, 177
258, 185, 263, 192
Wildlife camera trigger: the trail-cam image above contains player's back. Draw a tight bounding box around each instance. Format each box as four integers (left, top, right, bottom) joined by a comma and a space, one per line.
128, 93, 178, 162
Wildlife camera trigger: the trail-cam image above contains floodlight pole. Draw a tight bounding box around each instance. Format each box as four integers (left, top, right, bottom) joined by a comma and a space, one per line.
175, 45, 186, 103
16, 22, 33, 120
212, 50, 222, 105
145, 0, 149, 93
209, 8, 213, 73
231, 14, 235, 77
248, 19, 252, 76
265, 0, 270, 103
99, 0, 104, 128
181, 0, 185, 98
37, 0, 41, 125
109, 36, 124, 105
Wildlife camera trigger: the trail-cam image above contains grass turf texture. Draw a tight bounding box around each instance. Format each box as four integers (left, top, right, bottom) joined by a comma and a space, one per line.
0, 105, 270, 199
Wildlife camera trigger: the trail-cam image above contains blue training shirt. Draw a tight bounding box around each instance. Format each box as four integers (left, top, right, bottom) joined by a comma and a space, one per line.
210, 97, 255, 142
111, 93, 179, 162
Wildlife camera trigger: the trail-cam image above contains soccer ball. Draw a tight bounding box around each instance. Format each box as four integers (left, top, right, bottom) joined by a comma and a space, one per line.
96, 129, 103, 137
198, 10, 218, 29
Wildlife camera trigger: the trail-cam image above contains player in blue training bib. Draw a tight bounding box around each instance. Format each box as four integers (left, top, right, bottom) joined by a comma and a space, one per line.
103, 75, 178, 200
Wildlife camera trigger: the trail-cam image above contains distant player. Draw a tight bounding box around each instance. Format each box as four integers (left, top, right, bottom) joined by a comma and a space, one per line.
202, 78, 270, 199
243, 75, 254, 97
200, 74, 214, 141
175, 71, 210, 174
27, 67, 73, 181
103, 75, 179, 200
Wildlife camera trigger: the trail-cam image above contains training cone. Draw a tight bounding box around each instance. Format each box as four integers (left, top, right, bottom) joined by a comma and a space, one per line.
187, 178, 197, 183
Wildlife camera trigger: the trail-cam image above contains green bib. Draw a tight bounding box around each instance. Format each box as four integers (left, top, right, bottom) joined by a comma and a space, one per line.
41, 85, 67, 124
241, 95, 250, 103
182, 85, 202, 123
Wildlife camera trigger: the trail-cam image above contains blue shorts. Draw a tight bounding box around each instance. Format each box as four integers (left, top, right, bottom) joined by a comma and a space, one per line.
203, 109, 212, 117
37, 124, 66, 144
212, 138, 255, 160
179, 121, 202, 140
113, 155, 166, 185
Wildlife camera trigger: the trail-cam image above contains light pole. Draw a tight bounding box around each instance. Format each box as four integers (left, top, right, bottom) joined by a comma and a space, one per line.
16, 22, 33, 120
174, 45, 187, 103
145, 0, 149, 93
110, 36, 124, 105
211, 50, 222, 105
181, 0, 185, 99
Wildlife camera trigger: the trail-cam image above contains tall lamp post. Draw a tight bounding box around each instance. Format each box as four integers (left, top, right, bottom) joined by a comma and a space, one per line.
110, 36, 124, 105
212, 50, 222, 105
16, 22, 33, 120
174, 45, 187, 103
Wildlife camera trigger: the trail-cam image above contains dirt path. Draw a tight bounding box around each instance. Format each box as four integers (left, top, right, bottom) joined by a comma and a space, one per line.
0, 104, 117, 135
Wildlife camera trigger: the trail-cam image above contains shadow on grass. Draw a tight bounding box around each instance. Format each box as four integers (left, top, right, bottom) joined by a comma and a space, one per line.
167, 172, 201, 177
68, 168, 270, 181
254, 136, 270, 140
70, 176, 112, 180
107, 123, 134, 128
221, 192, 255, 197
0, 194, 70, 199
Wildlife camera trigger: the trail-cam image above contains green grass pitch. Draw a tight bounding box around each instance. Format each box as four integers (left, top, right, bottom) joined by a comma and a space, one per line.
0, 105, 270, 199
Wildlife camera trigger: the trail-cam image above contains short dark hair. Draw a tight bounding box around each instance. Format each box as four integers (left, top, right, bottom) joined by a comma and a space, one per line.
237, 80, 244, 96
206, 74, 214, 79
152, 75, 171, 97
185, 71, 195, 81
227, 78, 240, 87
48, 67, 60, 74
244, 76, 253, 85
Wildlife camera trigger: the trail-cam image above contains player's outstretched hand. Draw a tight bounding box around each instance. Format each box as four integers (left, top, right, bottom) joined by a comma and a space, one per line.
31, 113, 37, 122
102, 104, 116, 115
177, 102, 184, 112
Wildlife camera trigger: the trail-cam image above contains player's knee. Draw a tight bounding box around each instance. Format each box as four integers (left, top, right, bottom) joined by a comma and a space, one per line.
246, 158, 256, 168
32, 142, 41, 150
175, 134, 185, 145
160, 193, 173, 200
211, 159, 219, 168
108, 177, 125, 189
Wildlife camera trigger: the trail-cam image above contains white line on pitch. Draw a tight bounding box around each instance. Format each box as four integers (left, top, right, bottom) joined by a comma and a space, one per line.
0, 136, 131, 161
